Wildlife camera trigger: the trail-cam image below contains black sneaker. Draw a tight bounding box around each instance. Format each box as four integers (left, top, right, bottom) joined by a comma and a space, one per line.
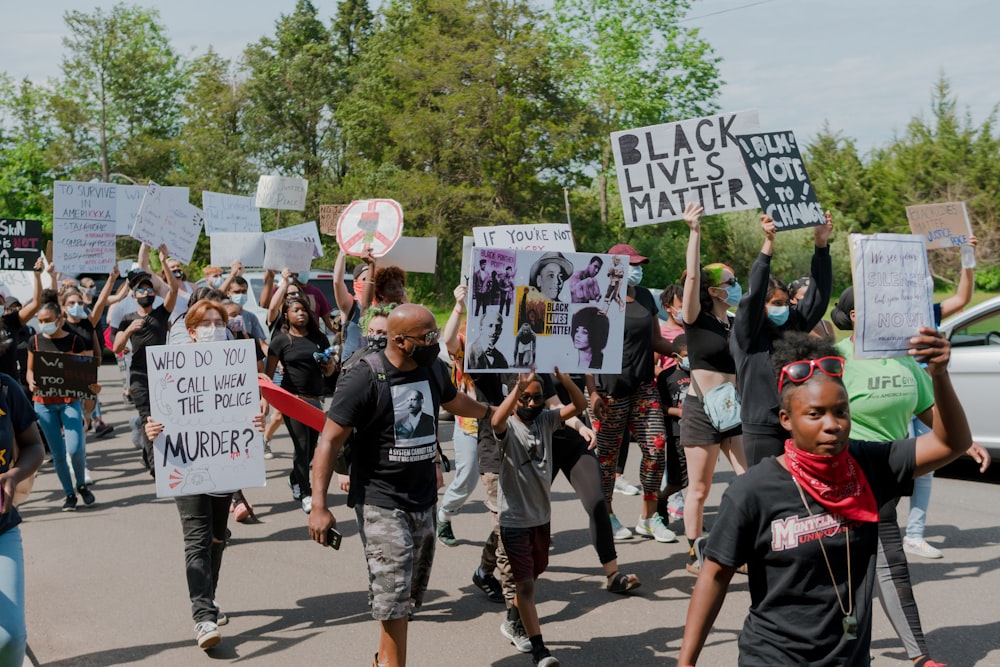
62, 494, 78, 512
95, 423, 115, 438
472, 569, 504, 603
77, 485, 95, 506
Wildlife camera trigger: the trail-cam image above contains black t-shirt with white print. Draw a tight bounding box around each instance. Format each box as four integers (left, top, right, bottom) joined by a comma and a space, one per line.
704, 439, 915, 666
327, 352, 456, 512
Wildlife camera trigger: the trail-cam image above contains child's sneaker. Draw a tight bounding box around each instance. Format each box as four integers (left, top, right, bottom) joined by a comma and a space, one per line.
195, 621, 221, 649
635, 513, 677, 543
500, 618, 532, 653
609, 513, 632, 541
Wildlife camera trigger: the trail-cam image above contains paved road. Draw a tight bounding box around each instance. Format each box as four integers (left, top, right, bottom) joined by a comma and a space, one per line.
20, 366, 1000, 665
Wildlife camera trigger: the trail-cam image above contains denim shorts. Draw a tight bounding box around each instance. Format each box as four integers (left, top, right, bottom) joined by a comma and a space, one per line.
356, 504, 435, 620
680, 393, 742, 445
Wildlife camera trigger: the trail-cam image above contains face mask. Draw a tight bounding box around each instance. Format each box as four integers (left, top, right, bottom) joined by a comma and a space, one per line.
230, 293, 248, 307
723, 282, 742, 307
83, 288, 96, 298
136, 295, 155, 308
194, 325, 228, 343
210, 276, 224, 288
627, 265, 643, 286
297, 271, 310, 283
40, 321, 59, 336
67, 304, 87, 319
516, 404, 545, 422
409, 341, 440, 368
678, 356, 690, 371
367, 334, 387, 351
767, 305, 790, 326
173, 270, 186, 282
227, 316, 244, 333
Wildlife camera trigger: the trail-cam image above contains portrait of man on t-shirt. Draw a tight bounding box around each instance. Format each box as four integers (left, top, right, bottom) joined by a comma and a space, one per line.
392, 382, 438, 451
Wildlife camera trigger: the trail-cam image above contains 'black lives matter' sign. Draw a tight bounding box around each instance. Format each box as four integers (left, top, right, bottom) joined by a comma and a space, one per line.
737, 131, 824, 231
0, 219, 43, 270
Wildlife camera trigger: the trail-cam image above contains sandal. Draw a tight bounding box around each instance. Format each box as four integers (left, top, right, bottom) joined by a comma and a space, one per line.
606, 571, 641, 594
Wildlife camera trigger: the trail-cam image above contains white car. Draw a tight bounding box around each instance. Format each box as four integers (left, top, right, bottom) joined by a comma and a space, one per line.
939, 295, 1000, 454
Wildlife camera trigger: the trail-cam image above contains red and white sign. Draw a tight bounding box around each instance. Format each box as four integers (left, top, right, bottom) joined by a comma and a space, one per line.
336, 199, 404, 257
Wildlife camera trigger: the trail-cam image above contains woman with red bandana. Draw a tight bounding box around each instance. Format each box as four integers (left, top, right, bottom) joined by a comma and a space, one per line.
678, 331, 972, 666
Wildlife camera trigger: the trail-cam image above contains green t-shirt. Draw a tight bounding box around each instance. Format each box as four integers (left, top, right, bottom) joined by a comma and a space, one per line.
836, 337, 935, 441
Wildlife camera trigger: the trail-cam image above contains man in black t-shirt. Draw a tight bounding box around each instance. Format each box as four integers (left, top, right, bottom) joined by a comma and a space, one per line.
309, 304, 490, 667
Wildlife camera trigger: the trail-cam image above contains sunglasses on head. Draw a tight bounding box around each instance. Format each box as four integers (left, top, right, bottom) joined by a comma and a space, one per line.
777, 356, 845, 393
518, 393, 545, 405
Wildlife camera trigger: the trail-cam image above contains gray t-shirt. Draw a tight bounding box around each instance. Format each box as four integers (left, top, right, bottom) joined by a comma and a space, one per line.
497, 408, 560, 529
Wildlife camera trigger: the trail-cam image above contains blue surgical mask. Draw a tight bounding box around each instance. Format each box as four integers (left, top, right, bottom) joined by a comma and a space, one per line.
766, 305, 789, 326
66, 304, 88, 319
724, 282, 742, 307
40, 321, 59, 336
297, 271, 311, 283
678, 356, 690, 371
627, 265, 643, 286
230, 293, 248, 307
210, 276, 224, 288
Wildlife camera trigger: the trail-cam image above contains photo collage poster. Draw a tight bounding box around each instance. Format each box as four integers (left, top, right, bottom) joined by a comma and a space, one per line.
465, 248, 628, 374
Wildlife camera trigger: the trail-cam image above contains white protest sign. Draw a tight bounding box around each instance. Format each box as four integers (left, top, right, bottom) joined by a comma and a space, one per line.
905, 201, 973, 250
146, 339, 265, 498
264, 238, 314, 274
0, 270, 53, 305
379, 237, 438, 274
610, 110, 760, 227
472, 223, 576, 251
202, 192, 262, 235
52, 181, 117, 274
336, 199, 404, 257
464, 248, 627, 374
254, 175, 308, 211
116, 184, 190, 236
210, 233, 266, 268
117, 259, 137, 276
851, 233, 934, 359
131, 182, 205, 265
265, 221, 324, 258
460, 236, 474, 284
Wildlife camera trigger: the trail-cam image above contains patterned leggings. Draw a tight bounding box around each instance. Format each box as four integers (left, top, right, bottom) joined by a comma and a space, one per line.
590, 381, 666, 502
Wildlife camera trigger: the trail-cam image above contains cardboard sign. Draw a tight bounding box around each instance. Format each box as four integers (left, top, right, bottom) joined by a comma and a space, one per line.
116, 184, 190, 236
0, 219, 43, 270
201, 192, 262, 235
32, 351, 98, 400
146, 339, 266, 498
254, 175, 308, 211
472, 224, 576, 251
319, 204, 349, 235
131, 182, 205, 265
464, 248, 628, 374
905, 201, 973, 250
737, 130, 824, 230
265, 221, 323, 259
851, 233, 934, 359
610, 110, 760, 227
378, 237, 438, 274
336, 199, 404, 257
0, 270, 52, 305
264, 238, 314, 274
210, 233, 266, 268
52, 181, 117, 274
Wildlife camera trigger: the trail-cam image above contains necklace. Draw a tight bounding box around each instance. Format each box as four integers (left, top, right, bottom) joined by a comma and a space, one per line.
793, 479, 858, 640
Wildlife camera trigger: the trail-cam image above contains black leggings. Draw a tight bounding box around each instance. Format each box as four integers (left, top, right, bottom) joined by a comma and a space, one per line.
875, 499, 928, 659
743, 428, 788, 467
553, 431, 617, 565
284, 401, 320, 495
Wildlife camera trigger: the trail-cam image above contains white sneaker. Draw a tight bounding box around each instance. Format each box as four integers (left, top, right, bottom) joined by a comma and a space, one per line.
194, 621, 221, 649
614, 476, 641, 496
263, 441, 274, 460
635, 513, 678, 543
903, 536, 942, 559
609, 513, 633, 541
301, 496, 313, 514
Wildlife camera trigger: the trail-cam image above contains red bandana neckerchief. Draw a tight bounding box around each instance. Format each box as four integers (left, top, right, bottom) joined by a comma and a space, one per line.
784, 440, 879, 523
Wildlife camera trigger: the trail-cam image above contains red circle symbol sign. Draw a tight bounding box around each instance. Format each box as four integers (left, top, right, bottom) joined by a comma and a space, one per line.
336, 199, 404, 258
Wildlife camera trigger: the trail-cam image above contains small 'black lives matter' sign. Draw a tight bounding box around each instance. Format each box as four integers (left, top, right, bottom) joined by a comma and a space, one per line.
736, 131, 824, 231
33, 352, 98, 400
0, 219, 43, 270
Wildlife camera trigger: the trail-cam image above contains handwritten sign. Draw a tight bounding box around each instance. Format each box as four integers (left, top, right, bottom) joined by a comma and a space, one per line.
52, 180, 117, 274
0, 270, 52, 306
610, 110, 760, 227
264, 238, 314, 274
0, 219, 43, 270
210, 233, 266, 268
265, 221, 323, 259
32, 352, 97, 400
737, 130, 824, 230
336, 199, 404, 257
131, 182, 205, 265
254, 175, 308, 211
905, 201, 972, 250
464, 248, 627, 374
116, 184, 190, 236
379, 237, 438, 274
146, 339, 265, 498
319, 204, 349, 235
851, 233, 934, 359
472, 223, 576, 251
201, 192, 262, 235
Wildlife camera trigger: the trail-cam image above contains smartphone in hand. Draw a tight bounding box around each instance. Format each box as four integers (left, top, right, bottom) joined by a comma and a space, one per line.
327, 527, 342, 550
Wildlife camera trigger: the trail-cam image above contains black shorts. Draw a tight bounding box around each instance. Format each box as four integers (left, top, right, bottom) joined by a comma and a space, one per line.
500, 524, 550, 583
680, 393, 742, 445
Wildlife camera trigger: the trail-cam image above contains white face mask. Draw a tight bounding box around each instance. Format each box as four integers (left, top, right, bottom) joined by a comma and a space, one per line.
193, 324, 228, 343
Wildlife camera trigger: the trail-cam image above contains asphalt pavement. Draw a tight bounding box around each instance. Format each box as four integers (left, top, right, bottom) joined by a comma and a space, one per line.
19, 365, 1000, 666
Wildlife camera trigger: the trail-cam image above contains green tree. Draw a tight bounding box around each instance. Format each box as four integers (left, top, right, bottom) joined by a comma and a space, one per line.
0, 75, 54, 224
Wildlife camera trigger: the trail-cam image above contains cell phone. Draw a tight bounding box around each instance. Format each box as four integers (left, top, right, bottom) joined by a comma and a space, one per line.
327, 527, 342, 550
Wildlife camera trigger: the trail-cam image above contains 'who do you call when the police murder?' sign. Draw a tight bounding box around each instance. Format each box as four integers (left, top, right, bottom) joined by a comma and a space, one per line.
851, 233, 934, 360
610, 110, 760, 227
736, 130, 825, 230
146, 339, 266, 498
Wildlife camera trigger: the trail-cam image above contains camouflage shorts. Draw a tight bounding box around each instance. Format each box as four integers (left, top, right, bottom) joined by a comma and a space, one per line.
355, 504, 436, 621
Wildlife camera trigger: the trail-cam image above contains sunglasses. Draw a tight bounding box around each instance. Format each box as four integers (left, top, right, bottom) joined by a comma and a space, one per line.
715, 278, 738, 288
134, 287, 155, 295
518, 393, 545, 405
401, 328, 441, 346
777, 356, 845, 393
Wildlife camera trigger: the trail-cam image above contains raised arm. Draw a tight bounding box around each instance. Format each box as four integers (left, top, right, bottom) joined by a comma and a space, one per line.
260, 269, 276, 311
138, 243, 170, 296
158, 245, 179, 313
938, 236, 976, 320
795, 211, 834, 330
681, 202, 705, 325
19, 258, 44, 324
554, 367, 586, 422
733, 216, 776, 350
332, 250, 357, 323
491, 369, 534, 437
219, 260, 241, 296
88, 265, 120, 326
442, 284, 468, 356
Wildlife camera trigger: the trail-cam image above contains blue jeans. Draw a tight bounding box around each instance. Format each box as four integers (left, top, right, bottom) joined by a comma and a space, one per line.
35, 400, 86, 496
0, 527, 26, 665
906, 417, 933, 540
439, 426, 479, 519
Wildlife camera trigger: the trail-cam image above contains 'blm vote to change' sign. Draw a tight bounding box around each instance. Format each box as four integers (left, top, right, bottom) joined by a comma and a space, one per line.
737, 130, 824, 230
